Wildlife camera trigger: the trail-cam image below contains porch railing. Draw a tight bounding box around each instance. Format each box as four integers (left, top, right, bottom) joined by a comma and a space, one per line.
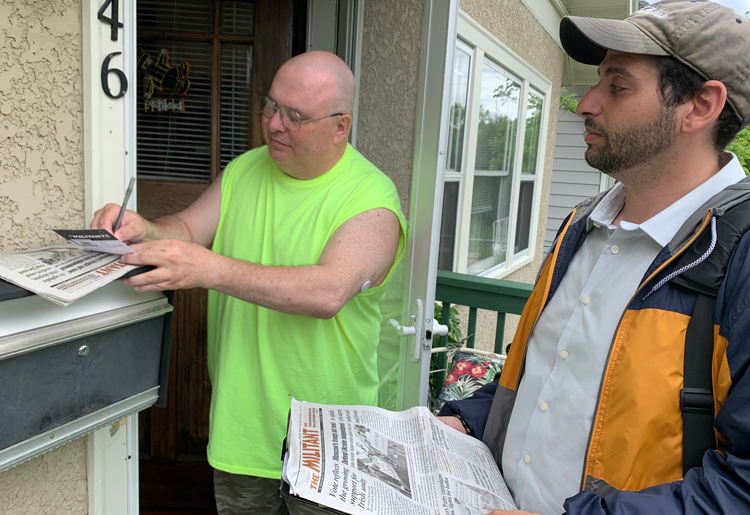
432, 270, 533, 391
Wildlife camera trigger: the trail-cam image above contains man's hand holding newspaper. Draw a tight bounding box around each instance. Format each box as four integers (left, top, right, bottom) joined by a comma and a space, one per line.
0, 229, 139, 306
284, 398, 518, 515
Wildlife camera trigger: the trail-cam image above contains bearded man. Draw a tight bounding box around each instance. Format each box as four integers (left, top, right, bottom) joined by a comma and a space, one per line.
92, 51, 405, 514
438, 1, 750, 514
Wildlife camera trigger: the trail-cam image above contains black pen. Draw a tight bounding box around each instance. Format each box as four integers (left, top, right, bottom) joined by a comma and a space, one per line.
114, 177, 136, 233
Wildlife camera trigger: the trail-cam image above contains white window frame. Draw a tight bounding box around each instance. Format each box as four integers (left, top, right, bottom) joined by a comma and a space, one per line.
446, 11, 552, 279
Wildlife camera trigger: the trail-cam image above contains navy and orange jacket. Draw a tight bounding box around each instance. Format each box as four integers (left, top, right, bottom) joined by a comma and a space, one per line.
443, 178, 750, 513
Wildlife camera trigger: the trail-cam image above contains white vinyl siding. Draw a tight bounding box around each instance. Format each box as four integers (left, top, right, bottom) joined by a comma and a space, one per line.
545, 87, 610, 252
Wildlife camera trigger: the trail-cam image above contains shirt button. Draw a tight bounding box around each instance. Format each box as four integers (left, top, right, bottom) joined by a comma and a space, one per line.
540, 402, 549, 412
611, 245, 620, 254
524, 454, 532, 464
582, 296, 591, 305
561, 350, 569, 359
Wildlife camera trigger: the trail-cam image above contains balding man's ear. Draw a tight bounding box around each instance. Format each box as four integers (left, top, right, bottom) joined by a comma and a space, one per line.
680, 80, 727, 136
334, 114, 352, 143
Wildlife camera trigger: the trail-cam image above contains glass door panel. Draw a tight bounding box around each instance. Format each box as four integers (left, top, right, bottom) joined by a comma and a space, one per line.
438, 181, 460, 271
446, 43, 472, 173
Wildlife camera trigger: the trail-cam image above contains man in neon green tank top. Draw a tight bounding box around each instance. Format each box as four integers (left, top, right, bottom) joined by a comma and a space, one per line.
92, 51, 406, 514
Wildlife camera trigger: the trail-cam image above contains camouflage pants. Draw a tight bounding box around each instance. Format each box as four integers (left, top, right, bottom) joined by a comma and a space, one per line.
213, 469, 338, 515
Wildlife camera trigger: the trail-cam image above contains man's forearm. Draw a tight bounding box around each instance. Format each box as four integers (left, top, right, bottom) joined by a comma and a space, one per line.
143, 214, 195, 244
208, 253, 353, 318
122, 207, 400, 315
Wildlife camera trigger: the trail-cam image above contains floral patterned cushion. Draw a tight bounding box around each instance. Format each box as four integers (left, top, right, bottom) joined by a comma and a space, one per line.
432, 351, 504, 415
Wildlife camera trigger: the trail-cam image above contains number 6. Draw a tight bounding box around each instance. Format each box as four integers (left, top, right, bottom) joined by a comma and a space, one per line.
101, 52, 128, 99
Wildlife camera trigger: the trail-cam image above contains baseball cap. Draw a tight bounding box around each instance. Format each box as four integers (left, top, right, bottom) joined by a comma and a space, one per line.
560, 0, 750, 126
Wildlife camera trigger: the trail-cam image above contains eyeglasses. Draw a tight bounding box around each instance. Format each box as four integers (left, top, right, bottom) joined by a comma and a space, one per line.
259, 96, 344, 132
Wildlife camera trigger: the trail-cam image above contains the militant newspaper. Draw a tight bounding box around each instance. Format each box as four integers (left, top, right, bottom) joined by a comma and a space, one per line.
283, 399, 517, 515
0, 246, 138, 306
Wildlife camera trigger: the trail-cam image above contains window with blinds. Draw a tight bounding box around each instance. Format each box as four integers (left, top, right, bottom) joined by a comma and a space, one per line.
137, 0, 255, 182
220, 44, 252, 170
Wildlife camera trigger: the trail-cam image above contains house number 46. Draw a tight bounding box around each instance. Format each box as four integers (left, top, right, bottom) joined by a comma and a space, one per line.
98, 0, 128, 99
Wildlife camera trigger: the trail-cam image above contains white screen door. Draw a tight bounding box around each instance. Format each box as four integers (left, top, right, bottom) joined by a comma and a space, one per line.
375, 0, 460, 410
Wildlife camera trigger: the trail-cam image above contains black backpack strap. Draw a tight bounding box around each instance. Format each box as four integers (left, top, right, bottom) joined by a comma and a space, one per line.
681, 293, 716, 474
669, 189, 750, 474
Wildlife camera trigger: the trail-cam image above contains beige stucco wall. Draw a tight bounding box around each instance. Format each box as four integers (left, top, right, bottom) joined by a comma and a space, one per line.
0, 1, 88, 513
0, 438, 88, 515
356, 0, 424, 215
457, 0, 565, 351
0, 0, 84, 253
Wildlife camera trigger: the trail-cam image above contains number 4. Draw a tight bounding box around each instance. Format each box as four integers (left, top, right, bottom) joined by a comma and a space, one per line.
98, 0, 123, 42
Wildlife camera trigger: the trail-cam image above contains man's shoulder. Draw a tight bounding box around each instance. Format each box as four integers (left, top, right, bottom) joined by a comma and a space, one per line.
342, 147, 398, 192
222, 146, 273, 186
226, 146, 271, 172
322, 147, 405, 227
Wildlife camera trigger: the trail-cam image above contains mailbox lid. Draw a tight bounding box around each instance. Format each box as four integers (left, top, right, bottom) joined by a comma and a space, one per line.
0, 281, 170, 360
0, 280, 165, 337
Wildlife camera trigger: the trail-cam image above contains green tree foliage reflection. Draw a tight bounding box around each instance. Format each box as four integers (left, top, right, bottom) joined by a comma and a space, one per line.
479, 81, 520, 172
476, 105, 518, 171
727, 127, 749, 175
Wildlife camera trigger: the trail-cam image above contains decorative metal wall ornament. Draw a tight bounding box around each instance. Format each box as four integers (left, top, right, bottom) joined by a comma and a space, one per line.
137, 48, 191, 112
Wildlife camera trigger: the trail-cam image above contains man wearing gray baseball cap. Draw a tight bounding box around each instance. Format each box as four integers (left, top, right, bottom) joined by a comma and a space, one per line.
438, 1, 750, 514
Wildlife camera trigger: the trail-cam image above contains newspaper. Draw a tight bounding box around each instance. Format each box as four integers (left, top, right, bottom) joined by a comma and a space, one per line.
284, 399, 517, 515
0, 245, 138, 306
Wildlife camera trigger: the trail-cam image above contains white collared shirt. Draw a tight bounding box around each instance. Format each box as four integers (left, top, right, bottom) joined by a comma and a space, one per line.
501, 154, 747, 515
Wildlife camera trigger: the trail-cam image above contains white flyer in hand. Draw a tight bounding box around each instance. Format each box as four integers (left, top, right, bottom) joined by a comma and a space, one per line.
53, 229, 134, 255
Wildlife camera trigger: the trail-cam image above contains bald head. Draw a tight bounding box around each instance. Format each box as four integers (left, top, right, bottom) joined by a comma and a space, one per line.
278, 51, 356, 114
263, 51, 356, 179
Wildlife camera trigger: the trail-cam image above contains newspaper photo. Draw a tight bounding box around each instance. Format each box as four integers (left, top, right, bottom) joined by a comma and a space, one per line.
0, 245, 139, 306
284, 399, 517, 515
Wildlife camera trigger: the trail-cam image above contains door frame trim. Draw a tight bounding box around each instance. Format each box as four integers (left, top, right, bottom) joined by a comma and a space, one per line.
350, 0, 365, 148
123, 0, 138, 213
82, 0, 139, 511
83, 0, 129, 225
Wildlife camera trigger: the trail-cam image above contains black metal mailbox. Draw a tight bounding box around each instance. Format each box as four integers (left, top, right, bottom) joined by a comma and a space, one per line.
0, 280, 172, 472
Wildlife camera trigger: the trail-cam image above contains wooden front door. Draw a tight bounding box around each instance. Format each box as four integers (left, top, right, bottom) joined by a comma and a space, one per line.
135, 0, 305, 510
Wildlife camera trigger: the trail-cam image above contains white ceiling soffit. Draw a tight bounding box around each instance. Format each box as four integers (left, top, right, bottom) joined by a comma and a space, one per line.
562, 0, 638, 86
516, 0, 568, 49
